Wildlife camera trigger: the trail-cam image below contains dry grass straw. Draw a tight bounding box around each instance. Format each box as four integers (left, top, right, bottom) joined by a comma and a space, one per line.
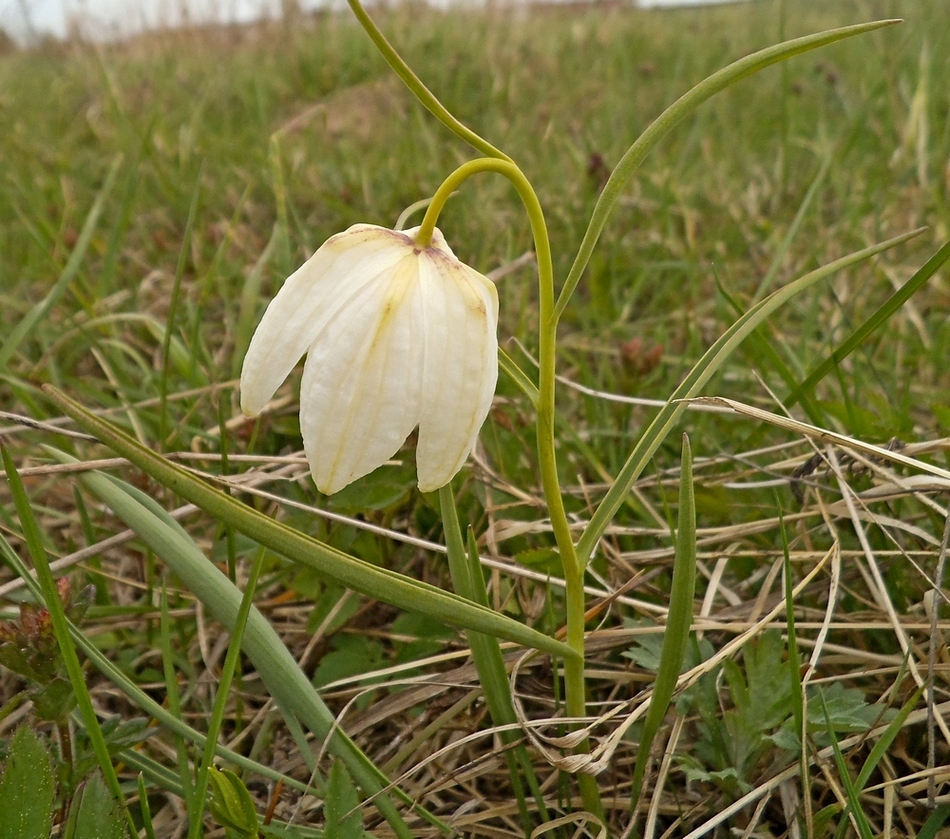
3, 380, 948, 835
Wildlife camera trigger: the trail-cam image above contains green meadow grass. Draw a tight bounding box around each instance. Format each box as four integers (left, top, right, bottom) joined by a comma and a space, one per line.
1, 0, 949, 835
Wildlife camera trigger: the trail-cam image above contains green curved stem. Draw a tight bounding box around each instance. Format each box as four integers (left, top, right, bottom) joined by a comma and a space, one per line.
416, 160, 577, 587
419, 157, 602, 818
346, 0, 510, 162
553, 18, 900, 324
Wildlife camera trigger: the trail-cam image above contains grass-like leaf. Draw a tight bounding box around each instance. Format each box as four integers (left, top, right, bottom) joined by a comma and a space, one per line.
0, 157, 122, 371
630, 434, 696, 813
555, 19, 901, 321
1, 445, 135, 838
575, 227, 922, 568
785, 236, 950, 409
0, 532, 310, 801
438, 486, 548, 830
190, 548, 266, 839
820, 690, 875, 839
43, 385, 576, 663
52, 454, 427, 838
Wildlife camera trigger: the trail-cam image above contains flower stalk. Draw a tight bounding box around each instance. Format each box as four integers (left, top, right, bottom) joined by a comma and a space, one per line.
423, 157, 602, 818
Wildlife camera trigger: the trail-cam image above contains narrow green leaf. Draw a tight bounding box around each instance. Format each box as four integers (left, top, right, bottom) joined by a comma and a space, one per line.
855, 686, 922, 791
917, 805, 950, 839
499, 346, 540, 406
820, 692, 875, 839
630, 434, 697, 809
159, 164, 204, 449
555, 19, 901, 320
43, 451, 438, 837
136, 774, 158, 839
780, 509, 805, 745
43, 386, 576, 663
208, 768, 259, 837
438, 486, 548, 831
0, 726, 55, 839
786, 237, 950, 409
0, 531, 318, 802
575, 228, 922, 568
816, 681, 925, 829
160, 585, 196, 822
192, 548, 266, 839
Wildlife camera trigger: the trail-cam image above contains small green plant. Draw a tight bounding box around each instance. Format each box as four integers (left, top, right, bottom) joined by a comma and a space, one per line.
0, 577, 92, 727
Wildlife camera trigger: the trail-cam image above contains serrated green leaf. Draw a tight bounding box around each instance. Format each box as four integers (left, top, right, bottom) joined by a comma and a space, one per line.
733, 631, 794, 730
0, 726, 55, 839
66, 773, 127, 839
806, 683, 884, 734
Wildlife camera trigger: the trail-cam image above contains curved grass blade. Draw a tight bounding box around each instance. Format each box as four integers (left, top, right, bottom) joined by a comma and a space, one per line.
0, 157, 123, 371
785, 236, 950, 409
43, 385, 575, 663
52, 454, 426, 838
575, 228, 922, 568
554, 19, 901, 322
0, 531, 316, 800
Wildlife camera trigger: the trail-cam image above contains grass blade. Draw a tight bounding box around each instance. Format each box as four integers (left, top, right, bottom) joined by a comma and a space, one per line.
190, 548, 265, 839
438, 486, 549, 831
52, 455, 425, 837
785, 236, 950, 409
554, 19, 901, 321
575, 228, 922, 568
1, 445, 136, 838
820, 692, 875, 839
0, 518, 410, 823
917, 806, 950, 839
630, 434, 696, 812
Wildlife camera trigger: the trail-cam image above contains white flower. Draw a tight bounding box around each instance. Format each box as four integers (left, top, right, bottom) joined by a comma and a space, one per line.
240, 223, 499, 495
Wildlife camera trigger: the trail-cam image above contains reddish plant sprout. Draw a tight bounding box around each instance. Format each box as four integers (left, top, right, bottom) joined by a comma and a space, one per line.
0, 577, 94, 686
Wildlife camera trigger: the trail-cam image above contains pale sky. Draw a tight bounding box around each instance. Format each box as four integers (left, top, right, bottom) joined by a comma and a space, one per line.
1, 0, 732, 43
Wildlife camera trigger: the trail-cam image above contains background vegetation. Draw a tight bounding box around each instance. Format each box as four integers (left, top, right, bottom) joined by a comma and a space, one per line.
1, 0, 948, 835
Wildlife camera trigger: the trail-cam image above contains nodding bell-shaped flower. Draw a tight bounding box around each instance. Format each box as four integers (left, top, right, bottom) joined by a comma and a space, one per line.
240, 223, 499, 495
